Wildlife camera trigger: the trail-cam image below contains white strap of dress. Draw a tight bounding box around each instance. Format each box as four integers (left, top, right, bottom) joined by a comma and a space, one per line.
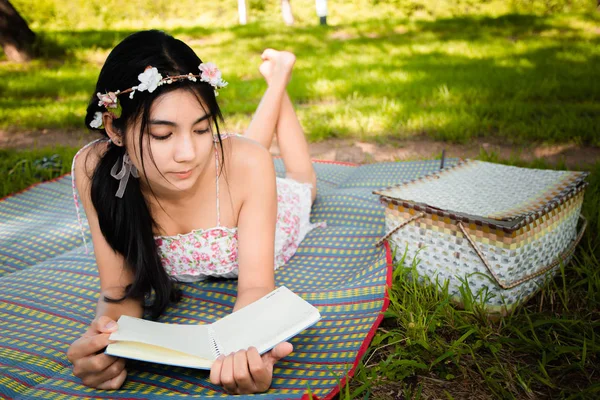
213, 136, 220, 227
212, 132, 242, 226
71, 138, 111, 254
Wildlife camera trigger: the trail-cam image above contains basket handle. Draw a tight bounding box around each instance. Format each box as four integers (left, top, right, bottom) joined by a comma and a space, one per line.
375, 212, 425, 247
458, 214, 587, 290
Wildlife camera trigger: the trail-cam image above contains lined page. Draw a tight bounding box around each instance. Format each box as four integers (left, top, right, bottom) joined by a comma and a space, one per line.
210, 286, 321, 355
108, 316, 214, 360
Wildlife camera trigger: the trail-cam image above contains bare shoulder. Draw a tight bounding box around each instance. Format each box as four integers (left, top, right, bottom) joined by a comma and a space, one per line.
73, 139, 110, 192
220, 134, 276, 197
222, 134, 275, 176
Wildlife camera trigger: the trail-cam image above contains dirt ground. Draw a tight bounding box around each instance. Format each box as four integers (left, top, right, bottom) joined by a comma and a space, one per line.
1, 128, 598, 169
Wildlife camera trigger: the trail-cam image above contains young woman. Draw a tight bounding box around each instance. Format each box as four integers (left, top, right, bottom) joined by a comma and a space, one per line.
66, 29, 322, 394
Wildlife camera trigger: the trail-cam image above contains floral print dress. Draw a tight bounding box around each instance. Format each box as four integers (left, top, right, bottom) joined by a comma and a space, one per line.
153, 134, 325, 282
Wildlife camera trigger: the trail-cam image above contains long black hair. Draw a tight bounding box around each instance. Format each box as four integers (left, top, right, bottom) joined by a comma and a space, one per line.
83, 30, 225, 320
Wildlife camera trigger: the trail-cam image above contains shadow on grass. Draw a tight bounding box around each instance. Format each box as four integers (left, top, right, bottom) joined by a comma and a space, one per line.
2, 13, 598, 144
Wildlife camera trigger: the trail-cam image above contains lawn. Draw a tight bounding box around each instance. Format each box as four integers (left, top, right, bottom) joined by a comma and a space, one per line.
2, 0, 599, 398
2, 1, 599, 145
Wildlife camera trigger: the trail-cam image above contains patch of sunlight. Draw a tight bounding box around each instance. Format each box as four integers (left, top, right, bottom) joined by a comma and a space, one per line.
439, 42, 485, 58
494, 57, 536, 68
556, 51, 593, 63
310, 79, 350, 97
74, 49, 111, 66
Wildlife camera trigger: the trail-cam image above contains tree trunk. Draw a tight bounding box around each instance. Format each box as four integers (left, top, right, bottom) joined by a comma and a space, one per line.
0, 0, 35, 62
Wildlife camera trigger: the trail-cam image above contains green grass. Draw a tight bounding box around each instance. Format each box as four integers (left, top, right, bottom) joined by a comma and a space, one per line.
1, 1, 599, 145
0, 146, 78, 198
345, 157, 600, 399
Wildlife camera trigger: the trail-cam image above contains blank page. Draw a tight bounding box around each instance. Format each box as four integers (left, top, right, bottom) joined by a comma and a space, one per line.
210, 286, 321, 355
108, 316, 214, 360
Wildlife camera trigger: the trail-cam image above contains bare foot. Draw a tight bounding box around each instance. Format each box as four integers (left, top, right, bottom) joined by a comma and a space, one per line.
259, 49, 296, 87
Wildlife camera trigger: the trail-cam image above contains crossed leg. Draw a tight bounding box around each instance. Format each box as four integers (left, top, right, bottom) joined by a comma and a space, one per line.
244, 49, 317, 203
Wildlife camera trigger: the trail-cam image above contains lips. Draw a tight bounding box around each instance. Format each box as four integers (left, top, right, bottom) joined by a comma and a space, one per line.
171, 168, 194, 178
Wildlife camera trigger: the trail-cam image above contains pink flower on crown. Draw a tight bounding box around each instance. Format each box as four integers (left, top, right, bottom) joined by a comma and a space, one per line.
97, 92, 118, 109
199, 62, 221, 85
198, 62, 228, 92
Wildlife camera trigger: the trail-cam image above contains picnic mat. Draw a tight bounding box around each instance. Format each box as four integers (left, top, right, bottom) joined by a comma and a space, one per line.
0, 158, 454, 399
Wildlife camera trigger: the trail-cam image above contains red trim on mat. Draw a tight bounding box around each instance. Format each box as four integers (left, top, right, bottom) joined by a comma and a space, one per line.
0, 171, 71, 203
2, 157, 375, 400
308, 241, 393, 400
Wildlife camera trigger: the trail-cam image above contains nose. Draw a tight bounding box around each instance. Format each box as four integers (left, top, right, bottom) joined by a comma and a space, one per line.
173, 133, 196, 164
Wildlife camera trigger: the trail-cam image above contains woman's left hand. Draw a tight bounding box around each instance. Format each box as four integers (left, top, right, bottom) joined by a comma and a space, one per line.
209, 342, 293, 394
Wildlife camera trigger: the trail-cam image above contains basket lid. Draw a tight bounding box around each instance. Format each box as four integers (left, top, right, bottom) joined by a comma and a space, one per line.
374, 160, 588, 231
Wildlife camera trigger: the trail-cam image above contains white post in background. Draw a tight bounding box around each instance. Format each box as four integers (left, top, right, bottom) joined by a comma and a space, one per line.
238, 0, 247, 25
315, 0, 327, 25
281, 0, 295, 26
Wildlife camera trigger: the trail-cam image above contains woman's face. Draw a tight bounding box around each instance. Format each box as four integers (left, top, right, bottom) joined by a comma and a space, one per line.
123, 89, 215, 199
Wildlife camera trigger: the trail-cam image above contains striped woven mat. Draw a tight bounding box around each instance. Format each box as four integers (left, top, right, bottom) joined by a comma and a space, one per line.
0, 158, 452, 399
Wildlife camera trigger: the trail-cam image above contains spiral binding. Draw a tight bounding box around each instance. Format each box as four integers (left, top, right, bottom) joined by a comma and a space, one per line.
208, 327, 222, 358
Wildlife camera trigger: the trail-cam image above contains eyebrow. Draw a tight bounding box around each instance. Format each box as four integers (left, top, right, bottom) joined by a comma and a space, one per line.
149, 114, 211, 127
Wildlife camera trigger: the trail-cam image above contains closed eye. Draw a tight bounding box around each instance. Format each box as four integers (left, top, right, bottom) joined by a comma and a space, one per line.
150, 129, 209, 141
150, 133, 172, 141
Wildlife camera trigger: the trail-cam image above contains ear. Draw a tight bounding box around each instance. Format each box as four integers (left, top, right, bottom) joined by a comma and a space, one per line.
102, 113, 124, 146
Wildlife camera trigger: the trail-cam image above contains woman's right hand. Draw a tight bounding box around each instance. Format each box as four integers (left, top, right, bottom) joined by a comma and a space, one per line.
67, 316, 127, 389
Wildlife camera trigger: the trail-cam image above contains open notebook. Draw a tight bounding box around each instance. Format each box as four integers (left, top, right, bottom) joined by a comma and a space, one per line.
105, 286, 321, 369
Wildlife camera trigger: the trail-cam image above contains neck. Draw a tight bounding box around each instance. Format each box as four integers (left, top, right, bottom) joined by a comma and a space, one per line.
142, 152, 214, 210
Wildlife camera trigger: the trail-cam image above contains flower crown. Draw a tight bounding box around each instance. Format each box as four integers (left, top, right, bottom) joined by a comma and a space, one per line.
90, 62, 227, 129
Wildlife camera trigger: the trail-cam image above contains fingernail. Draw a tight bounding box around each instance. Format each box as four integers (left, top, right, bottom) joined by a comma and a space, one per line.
217, 355, 225, 360
105, 321, 116, 330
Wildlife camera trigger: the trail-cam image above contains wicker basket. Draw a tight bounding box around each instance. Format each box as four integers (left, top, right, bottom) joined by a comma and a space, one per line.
374, 160, 588, 315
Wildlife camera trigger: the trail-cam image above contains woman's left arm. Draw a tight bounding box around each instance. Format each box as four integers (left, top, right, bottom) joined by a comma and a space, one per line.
209, 140, 293, 394
233, 142, 278, 311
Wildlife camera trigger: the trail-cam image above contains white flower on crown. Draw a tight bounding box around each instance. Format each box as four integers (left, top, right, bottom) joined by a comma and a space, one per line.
199, 62, 228, 90
90, 111, 104, 129
137, 66, 163, 93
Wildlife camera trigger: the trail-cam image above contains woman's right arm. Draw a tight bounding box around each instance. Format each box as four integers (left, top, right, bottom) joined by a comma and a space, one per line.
66, 143, 143, 389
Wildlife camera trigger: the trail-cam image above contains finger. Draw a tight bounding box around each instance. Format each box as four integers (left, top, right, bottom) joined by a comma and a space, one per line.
75, 352, 120, 377
96, 367, 127, 390
91, 316, 118, 334
247, 346, 270, 391
220, 353, 237, 394
80, 358, 126, 388
68, 333, 112, 362
233, 350, 254, 393
263, 342, 294, 365
209, 355, 225, 385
